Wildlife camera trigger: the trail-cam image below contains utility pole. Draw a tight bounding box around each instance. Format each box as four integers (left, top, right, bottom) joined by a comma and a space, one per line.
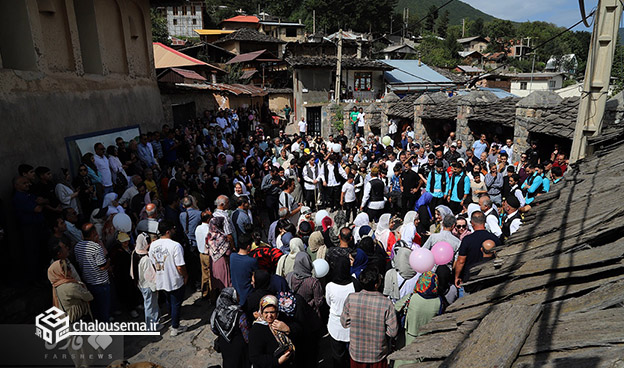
313, 10, 316, 34
570, 0, 623, 162
334, 29, 343, 102
528, 38, 536, 94
390, 15, 393, 34
462, 18, 465, 37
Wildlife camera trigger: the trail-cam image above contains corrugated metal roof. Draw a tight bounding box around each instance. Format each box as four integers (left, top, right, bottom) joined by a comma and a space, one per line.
175, 83, 268, 96
456, 65, 485, 73
170, 68, 206, 81
380, 60, 453, 85
240, 70, 257, 79
221, 15, 259, 23
226, 49, 281, 64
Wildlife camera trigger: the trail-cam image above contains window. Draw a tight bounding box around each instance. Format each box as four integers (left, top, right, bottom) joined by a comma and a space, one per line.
285, 27, 297, 38
354, 72, 372, 91
182, 6, 187, 15
172, 6, 177, 15
549, 80, 556, 88
191, 5, 196, 15
173, 19, 177, 25
520, 82, 527, 90
192, 19, 197, 25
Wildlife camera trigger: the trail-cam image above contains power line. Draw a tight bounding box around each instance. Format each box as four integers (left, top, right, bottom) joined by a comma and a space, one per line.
468, 9, 597, 87
387, 0, 456, 37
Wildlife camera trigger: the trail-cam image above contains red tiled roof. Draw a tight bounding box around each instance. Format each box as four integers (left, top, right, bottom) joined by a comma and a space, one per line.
170, 68, 206, 81
222, 15, 259, 23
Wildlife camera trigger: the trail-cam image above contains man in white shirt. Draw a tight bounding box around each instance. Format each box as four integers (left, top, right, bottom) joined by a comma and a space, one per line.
320, 155, 348, 211
194, 210, 212, 299
341, 174, 357, 222
356, 108, 366, 136
501, 195, 522, 242
479, 196, 502, 237
93, 143, 113, 193
149, 220, 188, 336
361, 167, 386, 222
298, 117, 307, 136
302, 156, 320, 209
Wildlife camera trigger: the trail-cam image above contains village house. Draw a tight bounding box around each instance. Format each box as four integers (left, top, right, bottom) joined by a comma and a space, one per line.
457, 36, 489, 53
288, 56, 391, 135
213, 28, 284, 56
508, 72, 565, 97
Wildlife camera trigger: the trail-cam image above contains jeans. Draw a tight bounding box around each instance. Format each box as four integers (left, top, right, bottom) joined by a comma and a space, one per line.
86, 283, 111, 322
164, 286, 185, 328
103, 186, 114, 195
140, 287, 159, 330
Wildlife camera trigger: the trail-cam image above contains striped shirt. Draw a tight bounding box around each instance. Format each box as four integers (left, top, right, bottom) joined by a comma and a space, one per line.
74, 241, 109, 285
341, 290, 398, 363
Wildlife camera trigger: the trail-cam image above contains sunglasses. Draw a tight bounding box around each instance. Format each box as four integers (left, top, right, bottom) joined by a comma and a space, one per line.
456, 225, 467, 229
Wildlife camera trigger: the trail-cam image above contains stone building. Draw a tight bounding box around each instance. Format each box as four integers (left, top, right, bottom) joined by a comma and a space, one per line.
0, 0, 165, 262
161, 2, 204, 37
287, 56, 392, 136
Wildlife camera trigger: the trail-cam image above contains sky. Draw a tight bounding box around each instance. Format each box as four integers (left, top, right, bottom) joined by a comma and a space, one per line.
462, 0, 600, 29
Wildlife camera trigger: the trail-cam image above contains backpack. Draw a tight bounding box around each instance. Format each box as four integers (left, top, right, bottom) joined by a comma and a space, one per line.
139, 255, 156, 283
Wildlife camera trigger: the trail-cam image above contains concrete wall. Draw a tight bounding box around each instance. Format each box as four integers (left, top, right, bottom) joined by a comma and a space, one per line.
0, 0, 163, 268
511, 76, 563, 97
269, 94, 292, 115
161, 91, 219, 122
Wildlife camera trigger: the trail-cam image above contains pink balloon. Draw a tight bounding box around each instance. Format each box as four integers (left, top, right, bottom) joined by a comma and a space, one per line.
431, 241, 454, 265
409, 248, 435, 273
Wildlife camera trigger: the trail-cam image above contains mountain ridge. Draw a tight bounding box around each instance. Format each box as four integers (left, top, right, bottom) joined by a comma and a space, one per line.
395, 0, 498, 26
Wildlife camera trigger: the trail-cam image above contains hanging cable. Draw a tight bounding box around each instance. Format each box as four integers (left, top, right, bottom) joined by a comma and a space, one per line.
579, 0, 591, 27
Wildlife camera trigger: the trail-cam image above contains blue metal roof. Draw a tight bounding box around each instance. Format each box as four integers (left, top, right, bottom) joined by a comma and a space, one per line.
478, 87, 519, 98
379, 60, 453, 85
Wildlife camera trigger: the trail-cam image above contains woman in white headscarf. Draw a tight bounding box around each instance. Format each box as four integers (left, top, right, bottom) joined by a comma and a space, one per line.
429, 205, 452, 234
276, 237, 304, 277
353, 213, 370, 243
103, 192, 124, 216
384, 244, 420, 303
375, 213, 396, 255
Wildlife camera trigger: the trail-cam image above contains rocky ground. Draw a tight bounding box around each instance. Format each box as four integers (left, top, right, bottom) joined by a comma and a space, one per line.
123, 290, 223, 368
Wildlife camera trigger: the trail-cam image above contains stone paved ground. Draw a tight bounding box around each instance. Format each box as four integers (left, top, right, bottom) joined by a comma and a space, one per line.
123, 290, 223, 368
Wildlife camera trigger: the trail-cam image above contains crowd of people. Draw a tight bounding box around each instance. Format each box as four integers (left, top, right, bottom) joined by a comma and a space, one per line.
11, 105, 569, 368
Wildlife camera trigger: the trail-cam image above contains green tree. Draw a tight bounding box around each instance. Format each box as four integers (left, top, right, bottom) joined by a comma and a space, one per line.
611, 42, 624, 95
424, 5, 438, 32
416, 34, 459, 68
150, 9, 170, 45
469, 17, 484, 37
436, 10, 449, 38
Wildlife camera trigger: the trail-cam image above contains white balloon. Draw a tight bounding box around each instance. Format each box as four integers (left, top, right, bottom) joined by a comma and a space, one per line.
315, 210, 329, 227
112, 213, 132, 233
313, 259, 330, 278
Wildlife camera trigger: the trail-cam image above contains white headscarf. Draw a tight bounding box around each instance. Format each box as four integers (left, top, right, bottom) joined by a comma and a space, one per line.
353, 212, 371, 243
103, 193, 124, 216
375, 213, 392, 248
